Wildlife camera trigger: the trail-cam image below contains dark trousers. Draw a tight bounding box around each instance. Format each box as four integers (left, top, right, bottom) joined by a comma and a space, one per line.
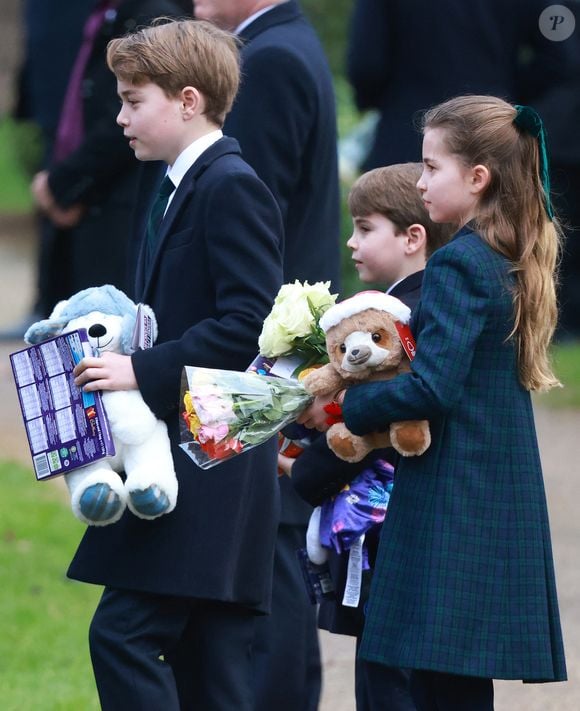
356, 639, 416, 710
252, 523, 322, 711
89, 587, 256, 711
410, 670, 494, 711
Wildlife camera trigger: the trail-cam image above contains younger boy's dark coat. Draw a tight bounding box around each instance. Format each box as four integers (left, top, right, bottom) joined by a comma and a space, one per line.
292, 270, 423, 635
67, 137, 284, 614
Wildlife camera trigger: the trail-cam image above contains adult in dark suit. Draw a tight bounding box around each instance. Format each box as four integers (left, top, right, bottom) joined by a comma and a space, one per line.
193, 2, 341, 708
30, 0, 186, 317
69, 18, 284, 709
346, 0, 580, 171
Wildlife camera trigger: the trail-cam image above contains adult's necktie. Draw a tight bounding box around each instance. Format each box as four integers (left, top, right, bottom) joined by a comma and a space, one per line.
53, 1, 118, 162
145, 175, 175, 266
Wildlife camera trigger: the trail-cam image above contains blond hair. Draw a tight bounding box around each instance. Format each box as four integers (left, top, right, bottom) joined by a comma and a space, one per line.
422, 95, 561, 391
107, 19, 240, 127
348, 163, 454, 258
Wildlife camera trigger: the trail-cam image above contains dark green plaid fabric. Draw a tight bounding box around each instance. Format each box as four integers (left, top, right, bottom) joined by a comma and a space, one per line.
343, 226, 566, 682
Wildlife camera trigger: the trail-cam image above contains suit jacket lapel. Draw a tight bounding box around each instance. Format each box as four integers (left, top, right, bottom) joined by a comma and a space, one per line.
138, 137, 242, 301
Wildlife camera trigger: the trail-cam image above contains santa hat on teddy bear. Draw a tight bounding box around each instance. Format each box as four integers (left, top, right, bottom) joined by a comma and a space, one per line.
320, 291, 416, 360
319, 291, 411, 332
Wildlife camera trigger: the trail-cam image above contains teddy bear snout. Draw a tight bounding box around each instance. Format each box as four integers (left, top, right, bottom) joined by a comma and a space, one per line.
88, 323, 107, 338
347, 346, 371, 364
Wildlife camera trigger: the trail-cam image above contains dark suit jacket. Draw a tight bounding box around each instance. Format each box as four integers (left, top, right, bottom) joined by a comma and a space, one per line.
223, 0, 341, 525
67, 137, 285, 613
292, 271, 423, 636
347, 0, 580, 170
15, 0, 94, 143
344, 226, 566, 680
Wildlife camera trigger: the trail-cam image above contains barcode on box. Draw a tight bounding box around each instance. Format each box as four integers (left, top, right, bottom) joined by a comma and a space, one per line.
33, 453, 51, 480
10, 329, 116, 480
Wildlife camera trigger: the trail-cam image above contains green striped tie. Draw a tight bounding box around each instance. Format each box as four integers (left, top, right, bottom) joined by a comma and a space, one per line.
146, 175, 174, 267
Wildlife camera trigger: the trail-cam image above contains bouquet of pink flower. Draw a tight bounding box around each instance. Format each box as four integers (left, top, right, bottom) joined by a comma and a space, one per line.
180, 366, 312, 469
179, 281, 337, 470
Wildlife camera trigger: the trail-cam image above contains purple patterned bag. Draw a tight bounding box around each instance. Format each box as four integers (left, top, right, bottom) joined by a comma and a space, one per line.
319, 459, 395, 556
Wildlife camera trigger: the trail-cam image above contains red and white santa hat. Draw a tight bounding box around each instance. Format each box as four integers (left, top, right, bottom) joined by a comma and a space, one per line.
319, 290, 411, 333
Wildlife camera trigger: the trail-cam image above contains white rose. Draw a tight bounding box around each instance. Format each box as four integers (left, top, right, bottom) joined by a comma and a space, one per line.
259, 314, 293, 356
258, 281, 338, 356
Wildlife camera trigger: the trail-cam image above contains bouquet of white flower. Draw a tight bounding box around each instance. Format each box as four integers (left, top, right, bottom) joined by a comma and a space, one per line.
258, 280, 337, 368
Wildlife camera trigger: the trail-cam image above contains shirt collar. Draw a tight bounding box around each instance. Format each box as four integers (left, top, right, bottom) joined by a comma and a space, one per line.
167, 129, 223, 189
234, 4, 278, 34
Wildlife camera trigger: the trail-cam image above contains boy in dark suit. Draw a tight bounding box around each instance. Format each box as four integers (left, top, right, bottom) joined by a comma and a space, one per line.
71, 19, 284, 710
285, 163, 453, 710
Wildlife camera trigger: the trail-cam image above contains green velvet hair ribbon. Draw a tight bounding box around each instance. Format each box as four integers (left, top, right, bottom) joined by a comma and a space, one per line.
513, 104, 554, 220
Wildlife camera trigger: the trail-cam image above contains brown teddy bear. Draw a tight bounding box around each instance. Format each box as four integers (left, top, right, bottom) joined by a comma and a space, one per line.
302, 291, 430, 462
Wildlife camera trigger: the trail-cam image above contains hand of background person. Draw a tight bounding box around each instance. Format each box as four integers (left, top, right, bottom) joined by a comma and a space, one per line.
73, 352, 138, 392
31, 170, 85, 228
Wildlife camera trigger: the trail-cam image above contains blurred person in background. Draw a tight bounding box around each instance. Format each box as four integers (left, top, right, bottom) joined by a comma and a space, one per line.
346, 0, 580, 338
0, 0, 188, 341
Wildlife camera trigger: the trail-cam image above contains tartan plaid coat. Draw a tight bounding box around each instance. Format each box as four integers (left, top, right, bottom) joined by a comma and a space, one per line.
342, 226, 566, 681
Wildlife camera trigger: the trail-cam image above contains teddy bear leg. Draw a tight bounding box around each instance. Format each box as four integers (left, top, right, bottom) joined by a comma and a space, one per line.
128, 485, 171, 519
67, 467, 127, 526
390, 420, 431, 457
124, 424, 178, 520
327, 423, 372, 463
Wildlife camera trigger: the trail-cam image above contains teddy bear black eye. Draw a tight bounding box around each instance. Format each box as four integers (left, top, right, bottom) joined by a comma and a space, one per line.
339, 344, 346, 353
372, 332, 382, 343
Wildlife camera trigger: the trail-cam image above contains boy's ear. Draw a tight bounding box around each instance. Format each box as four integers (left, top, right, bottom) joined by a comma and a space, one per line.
404, 224, 427, 255
469, 164, 491, 195
180, 86, 203, 119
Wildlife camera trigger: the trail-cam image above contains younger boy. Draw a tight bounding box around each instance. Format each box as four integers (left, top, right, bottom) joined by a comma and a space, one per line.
71, 19, 284, 710
285, 163, 453, 710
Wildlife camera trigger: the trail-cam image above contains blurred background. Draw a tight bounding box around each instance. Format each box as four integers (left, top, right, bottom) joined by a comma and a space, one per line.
0, 1, 579, 709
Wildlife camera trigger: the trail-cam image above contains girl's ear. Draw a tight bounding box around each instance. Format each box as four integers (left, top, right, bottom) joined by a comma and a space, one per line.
469, 164, 491, 195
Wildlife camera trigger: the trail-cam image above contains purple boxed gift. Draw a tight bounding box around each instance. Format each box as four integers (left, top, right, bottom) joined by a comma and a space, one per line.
10, 329, 115, 480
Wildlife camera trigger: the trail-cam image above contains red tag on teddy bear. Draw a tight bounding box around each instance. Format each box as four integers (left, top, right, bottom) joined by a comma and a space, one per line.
394, 321, 416, 361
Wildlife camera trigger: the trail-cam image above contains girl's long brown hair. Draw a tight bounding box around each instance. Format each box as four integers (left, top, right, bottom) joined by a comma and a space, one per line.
422, 95, 561, 391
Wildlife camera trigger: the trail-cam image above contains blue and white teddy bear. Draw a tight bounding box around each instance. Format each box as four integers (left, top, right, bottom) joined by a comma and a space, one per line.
24, 284, 178, 526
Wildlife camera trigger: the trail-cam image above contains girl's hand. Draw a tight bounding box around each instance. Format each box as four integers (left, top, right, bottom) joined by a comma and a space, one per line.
297, 392, 338, 431
73, 352, 138, 392
277, 453, 295, 478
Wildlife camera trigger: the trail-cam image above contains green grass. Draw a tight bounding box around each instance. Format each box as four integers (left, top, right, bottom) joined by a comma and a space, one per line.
535, 341, 580, 409
0, 118, 39, 214
0, 461, 101, 710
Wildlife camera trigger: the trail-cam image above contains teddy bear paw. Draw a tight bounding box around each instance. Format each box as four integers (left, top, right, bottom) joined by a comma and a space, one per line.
79, 483, 125, 525
128, 485, 171, 520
